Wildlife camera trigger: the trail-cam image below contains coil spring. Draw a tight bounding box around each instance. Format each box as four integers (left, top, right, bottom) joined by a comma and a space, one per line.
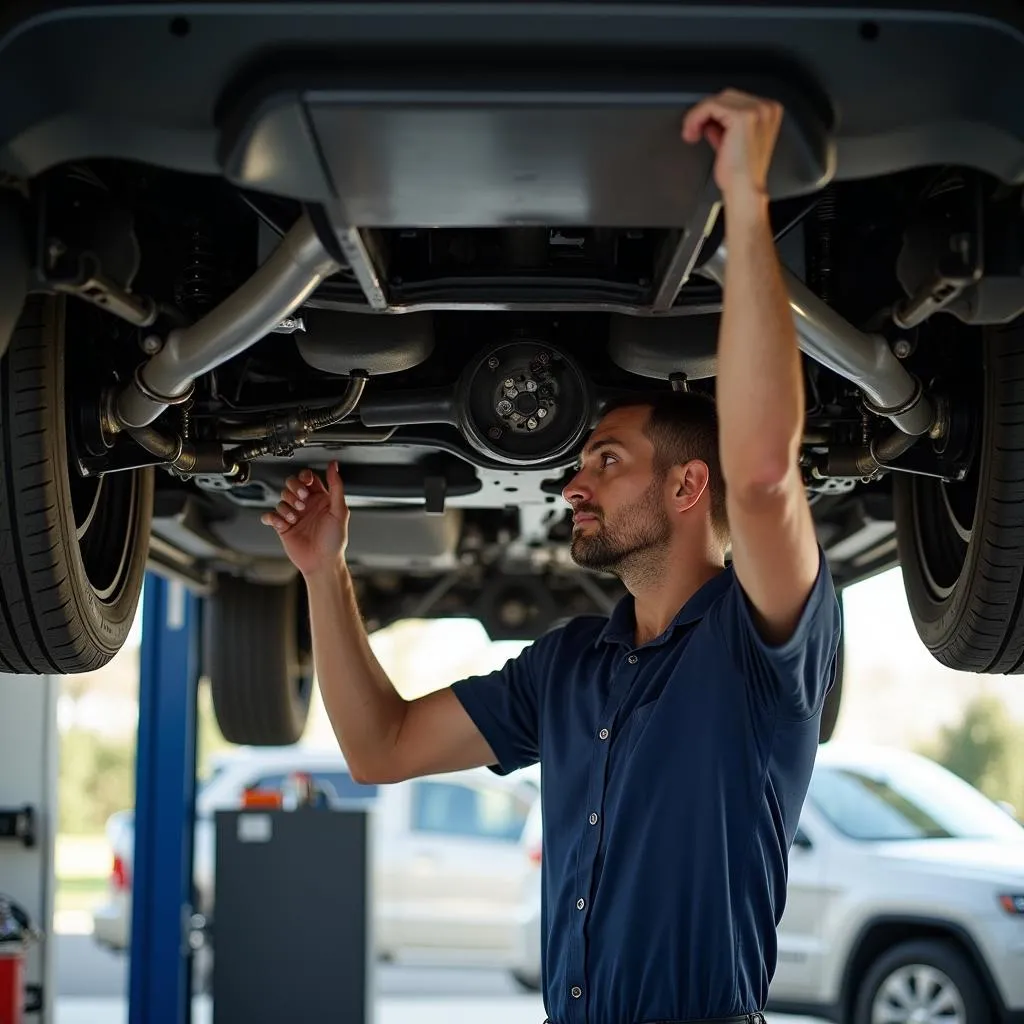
811, 186, 837, 306
175, 220, 219, 319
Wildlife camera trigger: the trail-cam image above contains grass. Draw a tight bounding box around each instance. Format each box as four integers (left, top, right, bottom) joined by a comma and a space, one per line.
55, 876, 108, 913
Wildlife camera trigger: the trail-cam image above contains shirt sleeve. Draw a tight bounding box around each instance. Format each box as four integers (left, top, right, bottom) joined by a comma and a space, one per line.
450, 637, 546, 776
713, 545, 842, 721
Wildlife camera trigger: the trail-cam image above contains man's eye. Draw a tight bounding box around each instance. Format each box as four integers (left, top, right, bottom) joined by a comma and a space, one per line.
601, 453, 617, 467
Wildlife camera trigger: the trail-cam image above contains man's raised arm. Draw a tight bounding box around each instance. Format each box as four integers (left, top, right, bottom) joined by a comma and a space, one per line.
683, 90, 821, 646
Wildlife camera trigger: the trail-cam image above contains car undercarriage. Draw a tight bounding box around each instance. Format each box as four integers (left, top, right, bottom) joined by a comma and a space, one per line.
3, 1, 1024, 744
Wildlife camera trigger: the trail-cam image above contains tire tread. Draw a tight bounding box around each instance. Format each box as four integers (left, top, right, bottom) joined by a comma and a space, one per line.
896, 320, 1024, 673
0, 296, 151, 673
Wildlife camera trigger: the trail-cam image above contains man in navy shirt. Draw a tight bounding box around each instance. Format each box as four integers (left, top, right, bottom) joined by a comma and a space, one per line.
264, 88, 842, 1024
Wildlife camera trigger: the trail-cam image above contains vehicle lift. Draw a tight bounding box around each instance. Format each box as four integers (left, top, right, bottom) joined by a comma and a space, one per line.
0, 572, 200, 1024
0, 571, 371, 1024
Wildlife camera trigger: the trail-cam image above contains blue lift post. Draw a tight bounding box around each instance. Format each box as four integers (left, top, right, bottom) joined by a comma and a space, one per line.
129, 571, 203, 1024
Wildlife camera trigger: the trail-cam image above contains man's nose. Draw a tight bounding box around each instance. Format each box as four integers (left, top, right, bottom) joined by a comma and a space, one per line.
562, 470, 591, 505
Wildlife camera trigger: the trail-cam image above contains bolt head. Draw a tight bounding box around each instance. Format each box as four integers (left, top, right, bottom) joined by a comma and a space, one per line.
497, 400, 513, 416
488, 426, 503, 440
537, 407, 548, 419
893, 338, 913, 359
141, 334, 163, 355
503, 378, 515, 388
487, 357, 500, 370
525, 380, 538, 392
526, 417, 538, 430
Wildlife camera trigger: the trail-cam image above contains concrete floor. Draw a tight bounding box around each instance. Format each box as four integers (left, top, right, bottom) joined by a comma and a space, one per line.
53, 935, 824, 1024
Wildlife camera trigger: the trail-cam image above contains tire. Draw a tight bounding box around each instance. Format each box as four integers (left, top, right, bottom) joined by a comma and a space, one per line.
0, 296, 153, 673
854, 939, 990, 1024
895, 322, 1024, 672
205, 574, 314, 745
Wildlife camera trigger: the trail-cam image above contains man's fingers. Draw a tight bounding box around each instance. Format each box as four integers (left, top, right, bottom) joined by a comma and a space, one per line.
277, 485, 305, 513
261, 511, 289, 533
284, 469, 327, 505
682, 93, 780, 143
274, 500, 299, 525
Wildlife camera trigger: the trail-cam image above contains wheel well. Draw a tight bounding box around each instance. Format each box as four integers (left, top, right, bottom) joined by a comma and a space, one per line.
839, 917, 1002, 1024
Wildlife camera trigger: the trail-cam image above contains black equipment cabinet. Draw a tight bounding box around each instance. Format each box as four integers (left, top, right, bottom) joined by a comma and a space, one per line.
212, 807, 372, 1024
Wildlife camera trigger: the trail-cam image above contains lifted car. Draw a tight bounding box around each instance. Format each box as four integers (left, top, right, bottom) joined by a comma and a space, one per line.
2, 2, 1024, 744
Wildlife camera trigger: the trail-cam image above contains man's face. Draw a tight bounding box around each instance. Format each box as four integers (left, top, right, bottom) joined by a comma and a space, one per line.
561, 406, 672, 576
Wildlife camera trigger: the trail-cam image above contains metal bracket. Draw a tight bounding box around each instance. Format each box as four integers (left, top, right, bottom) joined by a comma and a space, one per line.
0, 805, 36, 847
33, 175, 159, 327
892, 173, 984, 329
47, 251, 159, 327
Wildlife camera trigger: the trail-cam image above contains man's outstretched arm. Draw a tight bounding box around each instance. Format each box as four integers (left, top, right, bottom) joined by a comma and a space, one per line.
262, 463, 499, 784
683, 90, 821, 646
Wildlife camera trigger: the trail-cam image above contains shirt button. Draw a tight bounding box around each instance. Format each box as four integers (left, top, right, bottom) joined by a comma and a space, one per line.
571, 986, 583, 999
627, 654, 638, 665
576, 898, 586, 910
589, 811, 599, 825
599, 728, 609, 740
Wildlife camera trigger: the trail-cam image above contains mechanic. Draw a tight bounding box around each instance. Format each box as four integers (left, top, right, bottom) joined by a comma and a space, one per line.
262, 88, 842, 1024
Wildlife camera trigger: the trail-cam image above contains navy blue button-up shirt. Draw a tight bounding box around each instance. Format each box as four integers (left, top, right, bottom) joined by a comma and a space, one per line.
452, 550, 841, 1024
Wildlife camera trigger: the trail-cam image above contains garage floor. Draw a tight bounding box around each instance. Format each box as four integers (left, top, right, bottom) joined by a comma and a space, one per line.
55, 998, 820, 1024
53, 934, 825, 1024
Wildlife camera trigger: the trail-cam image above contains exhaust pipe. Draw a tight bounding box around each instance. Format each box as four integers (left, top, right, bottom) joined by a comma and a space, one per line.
116, 213, 340, 429
700, 248, 935, 438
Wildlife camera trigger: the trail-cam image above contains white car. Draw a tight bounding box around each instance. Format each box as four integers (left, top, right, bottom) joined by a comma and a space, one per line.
515, 745, 1024, 1024
92, 746, 541, 982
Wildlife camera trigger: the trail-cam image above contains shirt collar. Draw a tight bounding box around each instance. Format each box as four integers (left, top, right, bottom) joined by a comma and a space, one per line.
595, 566, 735, 649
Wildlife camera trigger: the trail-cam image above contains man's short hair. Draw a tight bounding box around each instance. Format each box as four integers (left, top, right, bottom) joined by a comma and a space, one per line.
599, 390, 729, 544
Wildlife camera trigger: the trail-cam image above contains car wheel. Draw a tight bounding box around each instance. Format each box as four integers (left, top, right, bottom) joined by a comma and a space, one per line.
895, 322, 1024, 672
854, 939, 989, 1024
510, 969, 542, 993
205, 574, 314, 745
0, 296, 153, 673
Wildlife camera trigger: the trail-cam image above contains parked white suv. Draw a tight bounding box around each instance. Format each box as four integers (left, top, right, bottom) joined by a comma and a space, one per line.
92, 746, 541, 981
515, 745, 1024, 1024
771, 744, 1024, 1024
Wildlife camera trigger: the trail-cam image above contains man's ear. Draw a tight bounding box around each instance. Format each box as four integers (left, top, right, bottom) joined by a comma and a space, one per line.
668, 460, 710, 514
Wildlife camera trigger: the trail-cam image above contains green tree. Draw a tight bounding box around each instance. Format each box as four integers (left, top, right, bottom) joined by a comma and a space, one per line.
923, 694, 1024, 818
58, 729, 136, 834
58, 682, 235, 835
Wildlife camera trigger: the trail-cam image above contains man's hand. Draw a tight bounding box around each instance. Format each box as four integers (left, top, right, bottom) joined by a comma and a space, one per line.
261, 461, 350, 578
682, 89, 783, 211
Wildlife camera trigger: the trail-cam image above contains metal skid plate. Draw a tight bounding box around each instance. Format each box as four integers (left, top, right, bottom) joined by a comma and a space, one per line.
221, 66, 833, 228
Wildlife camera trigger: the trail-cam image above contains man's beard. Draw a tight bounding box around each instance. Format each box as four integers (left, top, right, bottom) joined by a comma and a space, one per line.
570, 476, 672, 584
